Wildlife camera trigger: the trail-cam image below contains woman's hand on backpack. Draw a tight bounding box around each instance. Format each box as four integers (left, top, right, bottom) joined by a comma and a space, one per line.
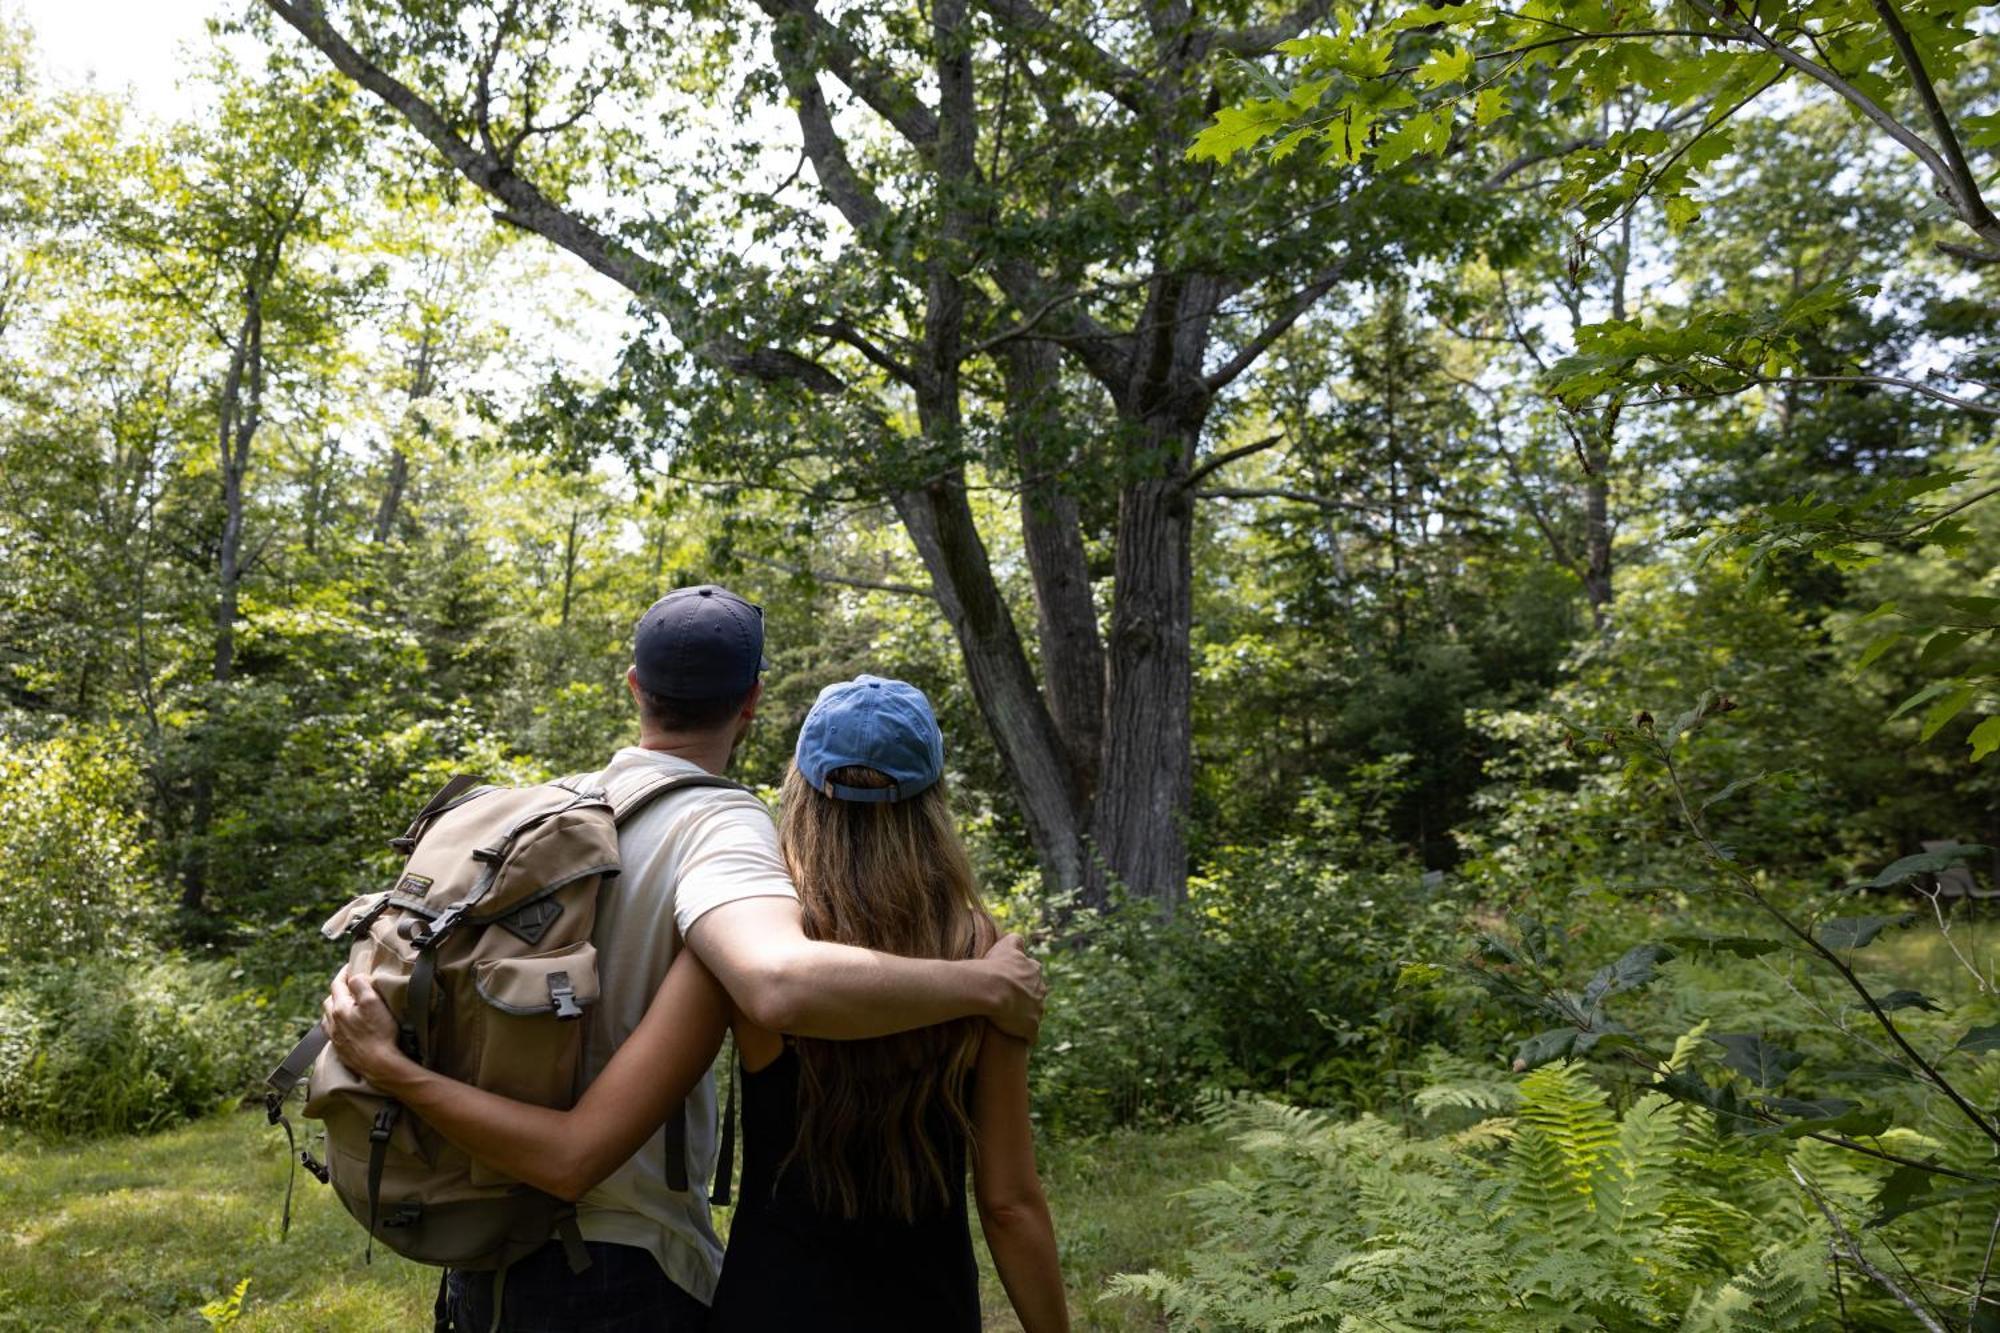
323, 966, 411, 1085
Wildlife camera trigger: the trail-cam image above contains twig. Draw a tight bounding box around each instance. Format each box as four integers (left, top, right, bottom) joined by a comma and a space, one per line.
1657, 740, 2000, 1153
742, 553, 936, 600
1970, 1204, 2000, 1329
1788, 1160, 1948, 1333
1921, 885, 1993, 996
1184, 433, 1286, 488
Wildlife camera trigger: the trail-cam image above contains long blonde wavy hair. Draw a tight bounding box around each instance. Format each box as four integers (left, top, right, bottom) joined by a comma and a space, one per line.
776, 760, 991, 1221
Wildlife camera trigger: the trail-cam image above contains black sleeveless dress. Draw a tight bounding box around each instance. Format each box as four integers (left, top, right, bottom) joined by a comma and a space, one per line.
707, 1045, 981, 1332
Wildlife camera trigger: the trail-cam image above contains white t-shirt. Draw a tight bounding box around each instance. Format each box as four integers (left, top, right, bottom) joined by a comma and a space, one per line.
572, 746, 797, 1303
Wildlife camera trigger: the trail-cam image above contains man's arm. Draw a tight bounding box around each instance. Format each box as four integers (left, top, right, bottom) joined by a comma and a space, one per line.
684, 896, 1046, 1041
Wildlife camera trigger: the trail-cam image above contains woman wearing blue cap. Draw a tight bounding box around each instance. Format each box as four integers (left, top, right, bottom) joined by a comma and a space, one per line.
321, 676, 1069, 1332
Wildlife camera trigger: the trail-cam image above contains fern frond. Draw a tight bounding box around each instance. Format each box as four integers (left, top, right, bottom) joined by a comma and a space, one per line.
1680, 1234, 1829, 1333
1518, 1061, 1619, 1196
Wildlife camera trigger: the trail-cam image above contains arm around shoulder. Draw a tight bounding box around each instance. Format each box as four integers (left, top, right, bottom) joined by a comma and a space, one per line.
686, 896, 1039, 1040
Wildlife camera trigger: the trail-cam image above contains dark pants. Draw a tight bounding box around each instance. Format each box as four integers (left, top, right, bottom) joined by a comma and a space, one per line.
445, 1240, 709, 1332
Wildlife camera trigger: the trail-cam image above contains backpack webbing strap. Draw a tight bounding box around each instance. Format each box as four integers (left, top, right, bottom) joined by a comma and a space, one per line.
364, 1101, 401, 1265
710, 1050, 738, 1207
612, 770, 750, 826
264, 1023, 331, 1240
405, 951, 438, 1068
663, 1103, 691, 1193
267, 1023, 328, 1101
616, 769, 749, 1196
393, 773, 489, 853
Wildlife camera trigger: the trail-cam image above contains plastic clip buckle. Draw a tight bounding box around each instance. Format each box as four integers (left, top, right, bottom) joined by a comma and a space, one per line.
547, 971, 584, 1020
411, 905, 465, 952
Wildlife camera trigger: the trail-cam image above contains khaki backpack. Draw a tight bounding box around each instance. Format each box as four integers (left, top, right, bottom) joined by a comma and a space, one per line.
264, 768, 744, 1273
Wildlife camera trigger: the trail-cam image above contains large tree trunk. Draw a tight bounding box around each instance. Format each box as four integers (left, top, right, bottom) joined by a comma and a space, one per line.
896, 472, 1090, 894
1088, 428, 1197, 909
1582, 457, 1612, 625
372, 448, 409, 543
998, 339, 1104, 801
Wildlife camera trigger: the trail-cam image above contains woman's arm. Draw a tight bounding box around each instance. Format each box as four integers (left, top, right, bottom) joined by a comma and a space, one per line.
970, 1025, 1069, 1333
322, 948, 729, 1202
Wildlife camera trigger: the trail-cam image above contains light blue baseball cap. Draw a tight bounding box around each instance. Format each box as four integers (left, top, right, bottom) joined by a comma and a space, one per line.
794, 675, 945, 803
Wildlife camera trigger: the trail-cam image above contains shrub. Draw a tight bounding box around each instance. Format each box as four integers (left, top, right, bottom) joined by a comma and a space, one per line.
0, 955, 278, 1137
0, 725, 161, 962
1019, 778, 1485, 1132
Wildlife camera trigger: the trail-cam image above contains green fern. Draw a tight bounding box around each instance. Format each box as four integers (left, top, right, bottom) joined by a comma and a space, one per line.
1116, 1060, 1834, 1332
1516, 1061, 1620, 1196
1681, 1236, 1830, 1333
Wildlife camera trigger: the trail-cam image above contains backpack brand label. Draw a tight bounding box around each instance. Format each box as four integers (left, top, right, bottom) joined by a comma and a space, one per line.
396, 872, 434, 897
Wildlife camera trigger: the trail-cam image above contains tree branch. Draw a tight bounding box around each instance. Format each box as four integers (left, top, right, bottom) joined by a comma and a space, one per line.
975, 0, 1150, 114
754, 0, 940, 149
1202, 263, 1349, 393
1184, 432, 1285, 488
1867, 0, 2000, 240
1211, 0, 1337, 55
769, 13, 896, 236
1788, 1161, 1949, 1333
265, 0, 844, 395
808, 319, 919, 385
743, 553, 936, 599
1683, 0, 1974, 236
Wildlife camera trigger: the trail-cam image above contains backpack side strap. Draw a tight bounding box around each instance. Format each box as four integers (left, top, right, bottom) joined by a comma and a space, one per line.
613, 769, 750, 1195
612, 771, 750, 826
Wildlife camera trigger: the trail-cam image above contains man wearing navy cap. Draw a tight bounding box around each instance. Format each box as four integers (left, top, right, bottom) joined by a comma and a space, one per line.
442, 584, 1048, 1331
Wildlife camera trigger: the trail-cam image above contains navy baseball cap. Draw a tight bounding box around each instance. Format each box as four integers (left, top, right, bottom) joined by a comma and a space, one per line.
794, 675, 944, 803
632, 585, 769, 699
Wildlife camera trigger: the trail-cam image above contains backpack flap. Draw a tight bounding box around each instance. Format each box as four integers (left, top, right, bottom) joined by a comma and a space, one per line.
472, 944, 602, 1017
395, 786, 619, 927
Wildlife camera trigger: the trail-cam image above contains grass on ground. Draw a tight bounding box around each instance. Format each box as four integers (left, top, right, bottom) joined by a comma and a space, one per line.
1, 1109, 1228, 1330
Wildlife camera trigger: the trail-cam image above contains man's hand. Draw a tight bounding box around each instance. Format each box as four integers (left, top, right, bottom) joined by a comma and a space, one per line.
322, 966, 415, 1087
981, 934, 1048, 1043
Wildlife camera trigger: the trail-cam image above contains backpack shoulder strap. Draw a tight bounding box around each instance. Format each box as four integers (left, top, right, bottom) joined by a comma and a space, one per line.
612, 771, 751, 827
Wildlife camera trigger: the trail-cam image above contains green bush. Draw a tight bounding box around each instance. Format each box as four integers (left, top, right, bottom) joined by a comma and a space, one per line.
0, 726, 161, 962
0, 956, 278, 1137
1021, 778, 1484, 1132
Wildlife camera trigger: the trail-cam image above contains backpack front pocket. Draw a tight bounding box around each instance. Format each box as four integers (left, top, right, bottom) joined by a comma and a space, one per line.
464, 942, 599, 1188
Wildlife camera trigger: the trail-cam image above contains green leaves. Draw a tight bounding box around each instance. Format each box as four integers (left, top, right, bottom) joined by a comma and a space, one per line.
1415, 46, 1473, 90
1954, 1023, 2000, 1054
1864, 1164, 1988, 1228
1815, 913, 1915, 950
1709, 1033, 1804, 1088
1663, 932, 1783, 959
1860, 846, 1987, 890
1864, 989, 1944, 1014
1188, 98, 1306, 163
1581, 943, 1674, 1008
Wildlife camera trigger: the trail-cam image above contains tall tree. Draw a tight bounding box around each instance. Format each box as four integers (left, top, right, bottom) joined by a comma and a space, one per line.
265, 0, 1480, 906
104, 63, 367, 913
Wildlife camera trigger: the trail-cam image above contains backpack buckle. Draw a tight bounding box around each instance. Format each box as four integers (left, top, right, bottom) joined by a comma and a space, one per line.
347, 895, 391, 938
383, 1201, 424, 1228
370, 1106, 398, 1144
409, 904, 466, 952
547, 971, 583, 1020
301, 1149, 330, 1184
